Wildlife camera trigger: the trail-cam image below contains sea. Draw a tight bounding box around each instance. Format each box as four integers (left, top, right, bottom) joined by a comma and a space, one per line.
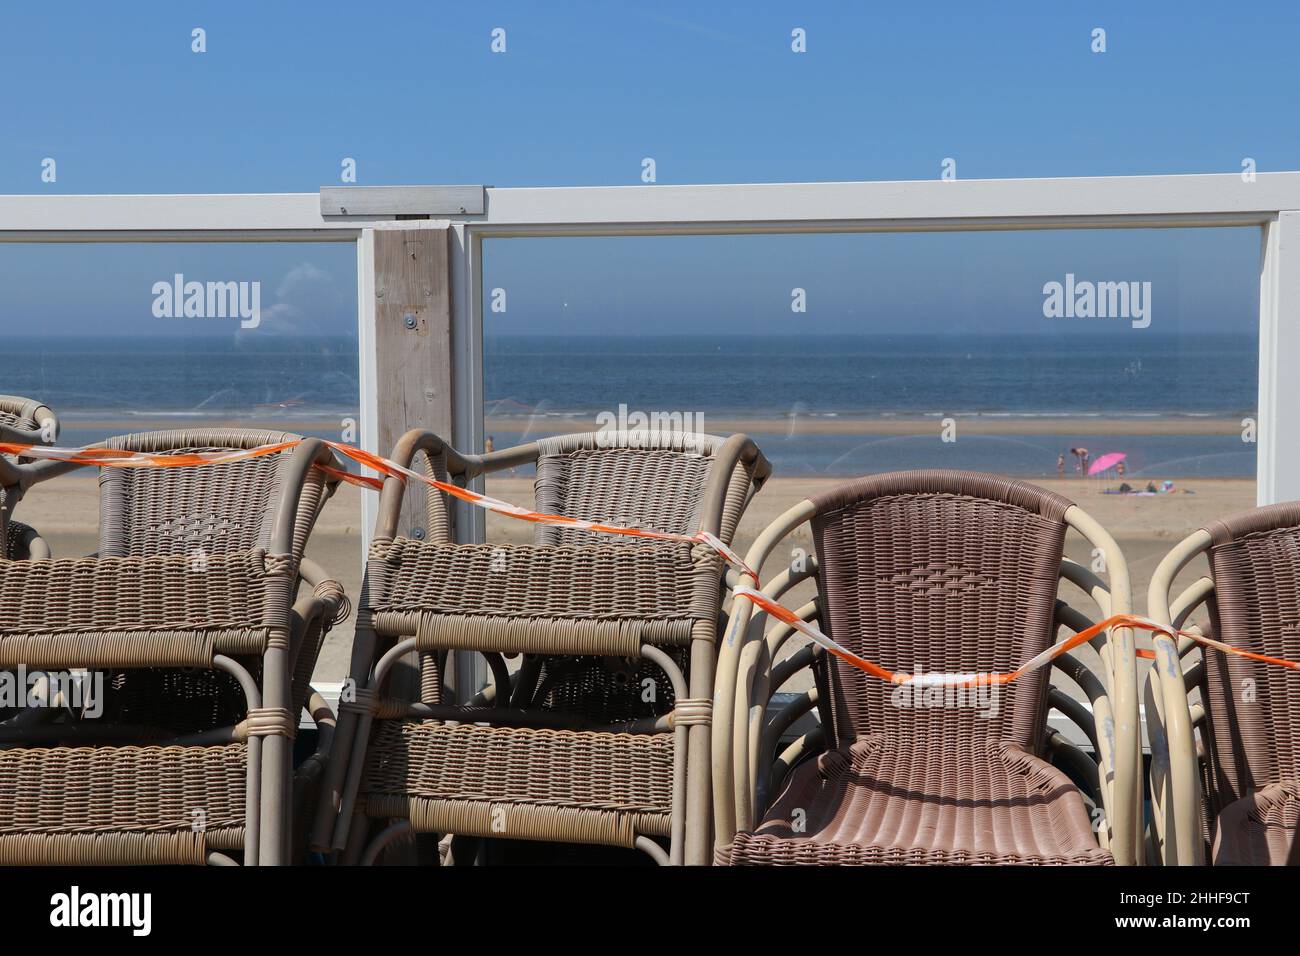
3, 333, 1258, 479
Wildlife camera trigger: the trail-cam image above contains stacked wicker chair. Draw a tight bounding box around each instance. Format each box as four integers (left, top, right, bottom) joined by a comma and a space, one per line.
315, 429, 769, 865
1147, 503, 1300, 866
0, 395, 60, 561
0, 429, 348, 865
714, 471, 1142, 866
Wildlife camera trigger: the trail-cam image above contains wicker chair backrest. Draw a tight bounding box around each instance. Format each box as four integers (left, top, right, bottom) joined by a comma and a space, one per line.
1201, 502, 1300, 812
808, 470, 1072, 751
531, 432, 727, 548
96, 429, 326, 560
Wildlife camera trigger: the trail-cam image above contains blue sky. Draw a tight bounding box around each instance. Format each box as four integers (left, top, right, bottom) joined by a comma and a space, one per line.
0, 1, 1289, 337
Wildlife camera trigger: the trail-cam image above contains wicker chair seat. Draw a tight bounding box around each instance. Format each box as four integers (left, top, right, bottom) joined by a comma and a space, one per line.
361, 720, 674, 848
370, 538, 719, 656
0, 742, 247, 864
0, 551, 289, 667
718, 734, 1112, 865
1211, 782, 1300, 865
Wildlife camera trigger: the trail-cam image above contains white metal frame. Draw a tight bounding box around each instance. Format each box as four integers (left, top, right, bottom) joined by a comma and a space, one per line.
2, 171, 1298, 504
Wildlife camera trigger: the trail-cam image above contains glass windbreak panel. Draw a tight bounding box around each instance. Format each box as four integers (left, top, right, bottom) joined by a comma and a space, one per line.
482, 229, 1259, 711
0, 242, 360, 681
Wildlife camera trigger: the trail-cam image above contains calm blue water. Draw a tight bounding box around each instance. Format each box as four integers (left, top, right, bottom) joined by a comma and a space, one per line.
481, 430, 1254, 480
3, 333, 1258, 478
483, 333, 1258, 478
5, 336, 359, 421
483, 333, 1256, 419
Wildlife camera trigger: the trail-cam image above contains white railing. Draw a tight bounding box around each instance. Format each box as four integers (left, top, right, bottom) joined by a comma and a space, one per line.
3, 171, 1297, 505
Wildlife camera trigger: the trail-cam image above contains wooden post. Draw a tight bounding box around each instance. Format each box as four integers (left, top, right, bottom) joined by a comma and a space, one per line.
371, 223, 454, 539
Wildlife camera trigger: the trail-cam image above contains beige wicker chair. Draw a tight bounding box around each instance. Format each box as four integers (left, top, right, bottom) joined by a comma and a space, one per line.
314, 429, 769, 865
714, 471, 1142, 865
0, 429, 347, 865
0, 395, 59, 561
1147, 503, 1300, 866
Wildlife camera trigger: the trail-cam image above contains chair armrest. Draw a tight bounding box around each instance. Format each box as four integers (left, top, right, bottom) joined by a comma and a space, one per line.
376, 430, 499, 542
387, 429, 483, 476
267, 438, 343, 557
289, 560, 350, 713
695, 433, 771, 541
0, 399, 57, 445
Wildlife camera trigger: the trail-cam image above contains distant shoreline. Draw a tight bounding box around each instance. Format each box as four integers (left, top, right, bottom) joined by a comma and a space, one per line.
54, 413, 1250, 438
484, 414, 1248, 437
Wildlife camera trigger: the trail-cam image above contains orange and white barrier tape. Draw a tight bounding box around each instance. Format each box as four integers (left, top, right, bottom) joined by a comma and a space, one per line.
731, 585, 1300, 687
734, 584, 1126, 686
0, 441, 298, 470
317, 440, 757, 577
5, 438, 1300, 683
0, 439, 757, 579
1166, 622, 1300, 673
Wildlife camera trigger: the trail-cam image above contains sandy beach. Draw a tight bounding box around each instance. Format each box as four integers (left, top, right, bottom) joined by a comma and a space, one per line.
10, 471, 1254, 682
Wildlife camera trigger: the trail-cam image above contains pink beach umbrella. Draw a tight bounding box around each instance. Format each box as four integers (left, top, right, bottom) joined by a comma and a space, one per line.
1087, 452, 1127, 476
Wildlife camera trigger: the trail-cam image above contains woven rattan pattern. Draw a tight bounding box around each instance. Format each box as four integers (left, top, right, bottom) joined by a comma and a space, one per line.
1211, 782, 1300, 865
719, 735, 1112, 865
97, 432, 312, 559
0, 551, 278, 667
722, 472, 1104, 866
809, 474, 1070, 752
0, 742, 246, 841
1202, 507, 1300, 807
362, 720, 673, 846
1197, 503, 1300, 863
377, 539, 711, 621
533, 442, 715, 548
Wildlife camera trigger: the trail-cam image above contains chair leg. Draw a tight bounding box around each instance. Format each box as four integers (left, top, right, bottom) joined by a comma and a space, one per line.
332, 637, 417, 850
341, 811, 371, 865
684, 635, 715, 865
311, 620, 378, 851
643, 644, 689, 865
215, 654, 263, 867
244, 736, 262, 867
259, 643, 292, 865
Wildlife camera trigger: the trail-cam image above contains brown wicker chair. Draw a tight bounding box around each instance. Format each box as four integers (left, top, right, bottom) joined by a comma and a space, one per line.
0, 394, 59, 561
1147, 503, 1300, 866
714, 471, 1142, 866
314, 429, 770, 865
0, 429, 347, 865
